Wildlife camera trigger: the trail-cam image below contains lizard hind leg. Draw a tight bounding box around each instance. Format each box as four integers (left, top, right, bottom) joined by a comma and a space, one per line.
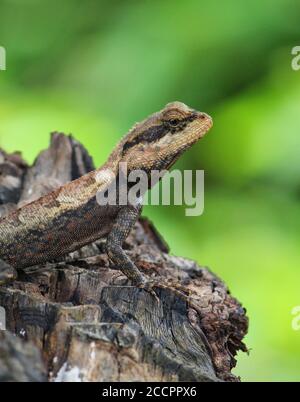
0, 259, 17, 285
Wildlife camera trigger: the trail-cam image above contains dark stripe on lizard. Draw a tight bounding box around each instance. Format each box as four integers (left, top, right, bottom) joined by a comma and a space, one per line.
122, 113, 198, 155
122, 124, 168, 155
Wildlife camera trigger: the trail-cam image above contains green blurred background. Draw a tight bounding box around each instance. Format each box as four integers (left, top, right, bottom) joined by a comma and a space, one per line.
1, 0, 300, 381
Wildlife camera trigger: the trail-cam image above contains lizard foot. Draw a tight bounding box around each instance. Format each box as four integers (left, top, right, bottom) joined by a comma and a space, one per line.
135, 278, 210, 354
136, 278, 196, 308
0, 259, 17, 286
137, 278, 204, 316
160, 278, 193, 296
137, 280, 161, 303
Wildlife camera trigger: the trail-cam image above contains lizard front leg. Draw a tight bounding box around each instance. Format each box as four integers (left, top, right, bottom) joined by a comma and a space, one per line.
106, 205, 147, 286
106, 206, 194, 301
0, 259, 17, 285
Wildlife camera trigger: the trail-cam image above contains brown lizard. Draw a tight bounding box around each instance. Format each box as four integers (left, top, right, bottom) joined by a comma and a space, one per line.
0, 101, 212, 298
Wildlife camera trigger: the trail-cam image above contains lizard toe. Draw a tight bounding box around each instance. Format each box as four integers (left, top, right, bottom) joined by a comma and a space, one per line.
137, 279, 161, 303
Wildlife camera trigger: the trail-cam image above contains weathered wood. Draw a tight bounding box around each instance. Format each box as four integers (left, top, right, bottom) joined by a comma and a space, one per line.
0, 331, 46, 382
0, 134, 248, 382
0, 149, 27, 216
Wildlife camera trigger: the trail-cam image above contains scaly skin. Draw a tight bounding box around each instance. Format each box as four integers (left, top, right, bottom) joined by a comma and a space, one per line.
0, 102, 213, 296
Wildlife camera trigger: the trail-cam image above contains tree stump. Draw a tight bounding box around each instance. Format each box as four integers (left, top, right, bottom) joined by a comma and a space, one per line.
0, 133, 248, 382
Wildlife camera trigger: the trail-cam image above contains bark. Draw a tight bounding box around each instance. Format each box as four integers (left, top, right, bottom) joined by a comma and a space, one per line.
0, 133, 248, 382
0, 331, 46, 382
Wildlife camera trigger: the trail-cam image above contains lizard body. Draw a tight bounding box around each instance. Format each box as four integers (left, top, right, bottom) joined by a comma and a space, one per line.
0, 102, 212, 292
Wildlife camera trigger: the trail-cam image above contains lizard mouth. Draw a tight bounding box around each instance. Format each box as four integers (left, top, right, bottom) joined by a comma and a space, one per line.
199, 112, 213, 128
195, 112, 213, 138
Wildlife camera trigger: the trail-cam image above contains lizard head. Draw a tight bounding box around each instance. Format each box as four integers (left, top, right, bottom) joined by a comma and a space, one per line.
115, 101, 213, 174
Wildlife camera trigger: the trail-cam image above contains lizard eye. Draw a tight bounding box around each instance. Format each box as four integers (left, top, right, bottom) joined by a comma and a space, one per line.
168, 118, 180, 126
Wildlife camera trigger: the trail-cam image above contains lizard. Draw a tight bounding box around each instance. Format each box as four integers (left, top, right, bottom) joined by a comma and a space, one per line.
0, 101, 213, 299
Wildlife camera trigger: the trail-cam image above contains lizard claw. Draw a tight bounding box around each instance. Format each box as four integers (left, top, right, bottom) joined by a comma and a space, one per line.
137, 280, 161, 303
134, 276, 198, 311
149, 288, 160, 303
164, 279, 192, 296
